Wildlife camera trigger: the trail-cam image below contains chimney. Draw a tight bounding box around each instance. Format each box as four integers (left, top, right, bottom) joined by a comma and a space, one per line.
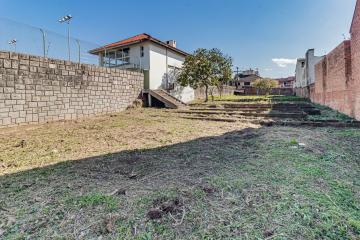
166, 40, 177, 48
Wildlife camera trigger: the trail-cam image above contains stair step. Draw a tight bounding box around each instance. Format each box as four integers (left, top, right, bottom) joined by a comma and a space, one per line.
149, 89, 187, 109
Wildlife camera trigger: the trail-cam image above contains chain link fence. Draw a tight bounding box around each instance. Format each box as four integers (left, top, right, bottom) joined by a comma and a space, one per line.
0, 17, 101, 65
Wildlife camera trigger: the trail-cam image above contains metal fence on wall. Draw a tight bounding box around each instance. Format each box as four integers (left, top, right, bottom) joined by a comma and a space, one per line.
0, 17, 101, 65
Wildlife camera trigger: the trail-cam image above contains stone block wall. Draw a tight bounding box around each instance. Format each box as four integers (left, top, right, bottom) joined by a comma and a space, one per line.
0, 51, 143, 128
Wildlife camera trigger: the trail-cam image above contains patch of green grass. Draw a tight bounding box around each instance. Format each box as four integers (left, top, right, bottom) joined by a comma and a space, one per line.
299, 166, 326, 177
349, 219, 360, 234
320, 151, 346, 162
270, 95, 310, 102
205, 175, 243, 192
333, 129, 360, 137
307, 104, 354, 121
192, 188, 207, 200
290, 138, 298, 145
329, 181, 359, 213
67, 192, 118, 211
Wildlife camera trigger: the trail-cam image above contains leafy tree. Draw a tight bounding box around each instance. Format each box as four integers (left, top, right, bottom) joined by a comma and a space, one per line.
210, 49, 232, 99
178, 48, 232, 102
252, 78, 278, 95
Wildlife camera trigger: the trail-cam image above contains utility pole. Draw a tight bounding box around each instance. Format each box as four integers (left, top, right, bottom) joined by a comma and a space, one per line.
40, 29, 46, 57
58, 15, 73, 61
76, 39, 80, 64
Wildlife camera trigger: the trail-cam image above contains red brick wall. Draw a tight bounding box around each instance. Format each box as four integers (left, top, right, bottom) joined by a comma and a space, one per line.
311, 41, 353, 116
309, 0, 360, 120
351, 0, 360, 119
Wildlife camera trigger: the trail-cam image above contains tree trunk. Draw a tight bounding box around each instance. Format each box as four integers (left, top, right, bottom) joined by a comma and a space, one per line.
205, 85, 209, 102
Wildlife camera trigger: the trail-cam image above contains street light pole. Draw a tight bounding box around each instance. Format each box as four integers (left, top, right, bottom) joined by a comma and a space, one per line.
58, 15, 73, 61
67, 21, 70, 61
76, 39, 80, 64
40, 29, 46, 58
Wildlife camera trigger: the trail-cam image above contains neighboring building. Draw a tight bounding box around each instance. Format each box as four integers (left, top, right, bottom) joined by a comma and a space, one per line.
230, 69, 260, 88
294, 58, 306, 89
90, 33, 195, 103
294, 49, 324, 97
277, 76, 295, 88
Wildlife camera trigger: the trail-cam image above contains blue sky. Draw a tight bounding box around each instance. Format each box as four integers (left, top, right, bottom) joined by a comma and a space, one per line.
0, 0, 357, 78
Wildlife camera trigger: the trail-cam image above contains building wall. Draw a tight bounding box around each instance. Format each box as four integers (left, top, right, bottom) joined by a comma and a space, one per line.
149, 44, 194, 102
149, 44, 184, 89
351, 0, 360, 119
311, 41, 353, 116
294, 50, 324, 98
294, 59, 307, 97
238, 87, 294, 96
295, 59, 305, 88
129, 42, 151, 70
0, 51, 143, 128
194, 86, 236, 99
98, 42, 151, 70
306, 49, 324, 85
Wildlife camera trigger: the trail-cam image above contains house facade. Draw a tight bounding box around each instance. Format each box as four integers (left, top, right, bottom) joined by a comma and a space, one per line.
90, 34, 195, 103
277, 76, 295, 88
230, 69, 260, 89
294, 49, 324, 98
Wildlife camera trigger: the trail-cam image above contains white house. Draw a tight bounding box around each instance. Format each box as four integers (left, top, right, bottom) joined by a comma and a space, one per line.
90, 33, 195, 103
294, 49, 324, 97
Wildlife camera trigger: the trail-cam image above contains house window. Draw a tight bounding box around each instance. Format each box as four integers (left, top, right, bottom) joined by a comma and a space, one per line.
140, 46, 144, 57
244, 82, 251, 86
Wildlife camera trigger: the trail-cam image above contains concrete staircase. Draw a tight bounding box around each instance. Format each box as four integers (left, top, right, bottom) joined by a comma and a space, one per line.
147, 89, 187, 109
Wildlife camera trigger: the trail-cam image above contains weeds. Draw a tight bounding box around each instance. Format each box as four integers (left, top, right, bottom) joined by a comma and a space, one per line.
0, 107, 359, 239
68, 192, 118, 211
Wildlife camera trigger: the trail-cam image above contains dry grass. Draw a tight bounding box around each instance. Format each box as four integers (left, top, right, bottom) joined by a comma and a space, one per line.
0, 109, 256, 176
0, 106, 359, 239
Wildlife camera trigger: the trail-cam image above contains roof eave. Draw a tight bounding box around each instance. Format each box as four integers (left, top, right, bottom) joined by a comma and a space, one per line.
89, 39, 147, 55
89, 37, 190, 57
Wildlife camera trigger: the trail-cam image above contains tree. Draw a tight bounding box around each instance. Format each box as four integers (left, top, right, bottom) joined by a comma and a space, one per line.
210, 49, 233, 99
177, 48, 232, 102
252, 78, 278, 95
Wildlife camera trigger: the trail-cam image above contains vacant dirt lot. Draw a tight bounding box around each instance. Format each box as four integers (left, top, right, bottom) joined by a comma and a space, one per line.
0, 98, 359, 239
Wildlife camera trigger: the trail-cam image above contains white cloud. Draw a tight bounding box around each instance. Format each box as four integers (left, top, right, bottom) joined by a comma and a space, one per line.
272, 58, 297, 68
264, 68, 273, 71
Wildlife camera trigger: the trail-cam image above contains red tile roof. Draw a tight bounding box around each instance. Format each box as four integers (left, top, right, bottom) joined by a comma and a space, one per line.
90, 33, 189, 56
